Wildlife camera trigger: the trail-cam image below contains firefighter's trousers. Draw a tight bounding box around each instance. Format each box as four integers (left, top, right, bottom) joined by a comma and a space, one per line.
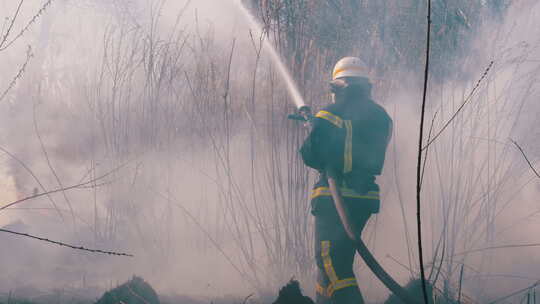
312, 195, 378, 304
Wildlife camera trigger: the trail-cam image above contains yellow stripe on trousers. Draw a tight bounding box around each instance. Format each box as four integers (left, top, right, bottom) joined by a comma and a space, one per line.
320, 241, 358, 297
321, 241, 339, 283
316, 283, 327, 296
328, 278, 358, 296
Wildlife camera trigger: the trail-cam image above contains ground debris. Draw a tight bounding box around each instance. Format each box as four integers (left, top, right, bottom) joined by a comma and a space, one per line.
272, 280, 314, 304
0, 300, 36, 304
383, 279, 434, 304
95, 276, 159, 304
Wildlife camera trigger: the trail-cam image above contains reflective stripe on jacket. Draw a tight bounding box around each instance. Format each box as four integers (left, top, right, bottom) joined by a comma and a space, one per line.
300, 97, 392, 196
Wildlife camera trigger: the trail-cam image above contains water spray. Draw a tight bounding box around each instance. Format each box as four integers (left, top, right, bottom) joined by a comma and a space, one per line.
233, 0, 307, 111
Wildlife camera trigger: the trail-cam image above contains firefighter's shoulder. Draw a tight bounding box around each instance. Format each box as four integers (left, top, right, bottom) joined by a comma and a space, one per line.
367, 100, 392, 125
314, 104, 344, 128
374, 102, 391, 119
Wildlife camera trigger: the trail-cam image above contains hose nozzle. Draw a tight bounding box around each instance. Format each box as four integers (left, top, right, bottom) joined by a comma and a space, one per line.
287, 105, 313, 124
298, 105, 312, 118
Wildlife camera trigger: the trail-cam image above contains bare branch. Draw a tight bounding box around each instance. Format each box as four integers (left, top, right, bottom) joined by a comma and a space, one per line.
0, 228, 133, 257
0, 45, 33, 102
0, 0, 24, 49
454, 243, 540, 257
33, 102, 77, 228
511, 139, 540, 179
0, 0, 54, 51
488, 280, 540, 304
422, 61, 494, 150
0, 158, 132, 211
149, 186, 257, 288
416, 1, 432, 302
0, 131, 65, 219
0, 179, 102, 212
420, 110, 438, 189
222, 38, 236, 101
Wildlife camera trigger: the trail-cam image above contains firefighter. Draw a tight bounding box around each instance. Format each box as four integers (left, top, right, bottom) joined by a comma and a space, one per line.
300, 57, 393, 304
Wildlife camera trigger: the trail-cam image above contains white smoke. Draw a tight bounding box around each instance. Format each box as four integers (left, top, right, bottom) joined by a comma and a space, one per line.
1, 0, 540, 303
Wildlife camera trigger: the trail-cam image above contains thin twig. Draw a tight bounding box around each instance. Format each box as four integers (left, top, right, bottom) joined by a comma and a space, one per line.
0, 137, 64, 220
242, 294, 253, 304
386, 254, 415, 273
149, 186, 257, 288
0, 179, 102, 211
0, 45, 33, 102
0, 0, 54, 51
488, 281, 540, 304
458, 264, 464, 304
416, 0, 432, 302
392, 107, 416, 276
454, 243, 540, 257
0, 159, 132, 211
430, 234, 446, 288
511, 139, 540, 179
422, 61, 494, 150
222, 38, 236, 100
33, 102, 77, 229
0, 0, 24, 49
0, 228, 133, 257
420, 111, 438, 188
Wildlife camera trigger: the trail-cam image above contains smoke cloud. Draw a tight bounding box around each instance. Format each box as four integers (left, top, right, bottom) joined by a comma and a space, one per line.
0, 0, 539, 303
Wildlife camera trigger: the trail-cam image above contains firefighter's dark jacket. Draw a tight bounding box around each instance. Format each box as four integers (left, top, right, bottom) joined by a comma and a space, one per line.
300, 92, 392, 206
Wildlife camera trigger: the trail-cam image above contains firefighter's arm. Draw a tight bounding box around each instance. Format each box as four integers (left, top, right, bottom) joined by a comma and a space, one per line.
371, 111, 394, 175
300, 117, 333, 171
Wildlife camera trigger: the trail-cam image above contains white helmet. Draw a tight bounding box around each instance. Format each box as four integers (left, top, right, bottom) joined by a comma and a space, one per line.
332, 57, 365, 80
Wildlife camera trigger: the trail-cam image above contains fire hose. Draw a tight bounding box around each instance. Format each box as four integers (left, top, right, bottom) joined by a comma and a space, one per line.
290, 106, 423, 304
